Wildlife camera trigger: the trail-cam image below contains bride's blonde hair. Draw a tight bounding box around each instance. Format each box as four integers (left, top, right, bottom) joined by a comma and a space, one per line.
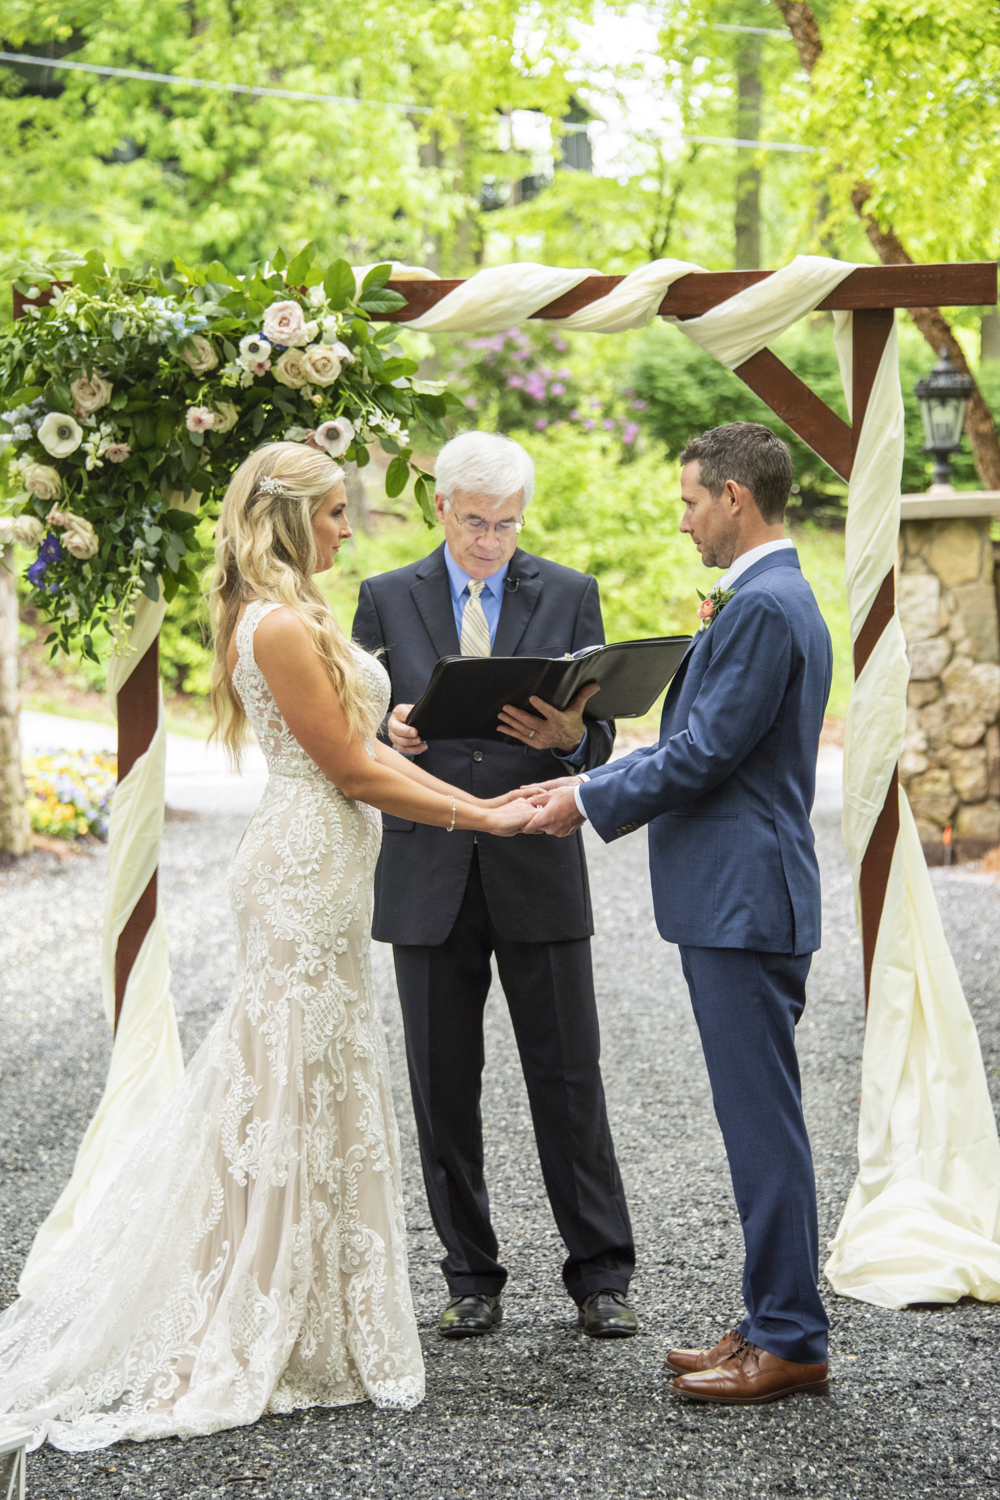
209, 441, 377, 758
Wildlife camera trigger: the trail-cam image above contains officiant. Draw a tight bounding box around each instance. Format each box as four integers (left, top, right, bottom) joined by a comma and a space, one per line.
353, 431, 637, 1341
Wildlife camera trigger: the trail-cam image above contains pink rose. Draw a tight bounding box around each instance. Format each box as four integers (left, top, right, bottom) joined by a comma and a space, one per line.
261, 300, 311, 348
697, 599, 714, 621
185, 406, 215, 432
105, 442, 131, 463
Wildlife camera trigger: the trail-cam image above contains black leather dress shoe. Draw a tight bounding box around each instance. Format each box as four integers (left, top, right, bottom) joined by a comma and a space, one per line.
438, 1294, 503, 1339
578, 1290, 638, 1338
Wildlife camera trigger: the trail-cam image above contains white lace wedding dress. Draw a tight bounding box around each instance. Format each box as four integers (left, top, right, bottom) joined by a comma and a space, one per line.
0, 600, 424, 1450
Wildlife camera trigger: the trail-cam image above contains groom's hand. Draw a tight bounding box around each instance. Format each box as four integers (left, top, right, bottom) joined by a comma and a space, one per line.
523, 784, 586, 837
517, 775, 583, 795
497, 682, 600, 752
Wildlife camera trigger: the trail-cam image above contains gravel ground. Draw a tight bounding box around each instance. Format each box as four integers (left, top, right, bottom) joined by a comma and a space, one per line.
2, 801, 999, 1500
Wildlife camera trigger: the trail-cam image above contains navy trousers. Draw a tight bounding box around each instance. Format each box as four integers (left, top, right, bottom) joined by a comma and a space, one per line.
678, 945, 829, 1365
393, 850, 635, 1306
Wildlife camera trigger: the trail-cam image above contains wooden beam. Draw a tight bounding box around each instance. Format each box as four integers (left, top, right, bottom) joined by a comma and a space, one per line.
850, 309, 899, 1008
382, 262, 997, 323
732, 348, 853, 481
112, 635, 161, 1031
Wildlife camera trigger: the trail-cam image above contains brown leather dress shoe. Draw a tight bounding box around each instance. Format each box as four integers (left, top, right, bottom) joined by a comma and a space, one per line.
671, 1336, 829, 1405
665, 1329, 745, 1374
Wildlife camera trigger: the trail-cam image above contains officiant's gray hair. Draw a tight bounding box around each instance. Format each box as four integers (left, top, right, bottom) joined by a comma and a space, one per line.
434, 432, 534, 511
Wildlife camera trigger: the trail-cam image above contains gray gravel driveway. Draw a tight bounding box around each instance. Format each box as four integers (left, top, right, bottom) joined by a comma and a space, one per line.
2, 797, 999, 1499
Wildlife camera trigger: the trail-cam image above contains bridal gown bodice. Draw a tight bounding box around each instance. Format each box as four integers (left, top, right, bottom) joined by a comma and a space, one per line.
0, 600, 424, 1450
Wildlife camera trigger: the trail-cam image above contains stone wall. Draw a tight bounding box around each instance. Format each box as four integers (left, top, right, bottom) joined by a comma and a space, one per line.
898, 514, 1000, 861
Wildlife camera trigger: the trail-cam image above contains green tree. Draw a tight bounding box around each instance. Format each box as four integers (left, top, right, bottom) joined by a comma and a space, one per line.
0, 0, 597, 277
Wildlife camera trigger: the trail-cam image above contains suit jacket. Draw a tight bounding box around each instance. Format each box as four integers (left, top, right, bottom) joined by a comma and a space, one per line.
579, 549, 832, 956
353, 543, 615, 945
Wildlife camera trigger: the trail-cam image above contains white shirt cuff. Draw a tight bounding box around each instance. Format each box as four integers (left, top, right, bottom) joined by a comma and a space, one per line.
573, 779, 589, 820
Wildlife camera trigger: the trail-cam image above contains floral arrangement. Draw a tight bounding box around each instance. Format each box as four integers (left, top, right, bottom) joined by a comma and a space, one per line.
0, 247, 460, 658
23, 748, 117, 840
696, 582, 735, 631
447, 325, 645, 449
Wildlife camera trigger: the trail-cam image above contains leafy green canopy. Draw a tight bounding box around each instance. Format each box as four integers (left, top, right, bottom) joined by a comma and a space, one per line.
0, 0, 596, 274
0, 247, 462, 660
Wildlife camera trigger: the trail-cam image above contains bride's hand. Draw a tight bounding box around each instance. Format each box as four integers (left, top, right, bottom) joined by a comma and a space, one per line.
486, 797, 539, 836
481, 789, 532, 808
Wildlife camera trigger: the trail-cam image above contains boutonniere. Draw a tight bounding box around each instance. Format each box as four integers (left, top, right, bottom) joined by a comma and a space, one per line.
696, 583, 736, 632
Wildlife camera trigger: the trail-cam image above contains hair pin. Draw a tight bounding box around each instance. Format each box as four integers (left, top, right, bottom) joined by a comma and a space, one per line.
258, 474, 285, 496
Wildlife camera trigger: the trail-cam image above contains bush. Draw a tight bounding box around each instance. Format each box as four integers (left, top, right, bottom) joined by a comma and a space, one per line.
23, 749, 117, 840
632, 318, 999, 508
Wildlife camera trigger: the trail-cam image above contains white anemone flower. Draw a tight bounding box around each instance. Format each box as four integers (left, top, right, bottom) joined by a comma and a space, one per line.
38, 411, 83, 457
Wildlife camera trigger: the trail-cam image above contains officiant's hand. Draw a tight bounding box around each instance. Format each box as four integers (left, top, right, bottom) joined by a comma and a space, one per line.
497, 682, 601, 752
387, 704, 428, 756
523, 785, 586, 837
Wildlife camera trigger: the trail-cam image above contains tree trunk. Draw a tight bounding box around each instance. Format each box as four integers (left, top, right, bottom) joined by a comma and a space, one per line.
773, 0, 1000, 491
342, 460, 372, 535
0, 546, 31, 857
735, 34, 762, 270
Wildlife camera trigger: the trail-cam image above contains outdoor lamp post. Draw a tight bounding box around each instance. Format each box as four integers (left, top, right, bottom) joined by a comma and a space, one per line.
914, 348, 975, 491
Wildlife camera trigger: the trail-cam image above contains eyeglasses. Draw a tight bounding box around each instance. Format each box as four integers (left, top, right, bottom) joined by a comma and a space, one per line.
454, 515, 524, 537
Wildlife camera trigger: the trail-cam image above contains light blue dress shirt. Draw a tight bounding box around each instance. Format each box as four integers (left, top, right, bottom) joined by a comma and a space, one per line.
443, 546, 509, 647
443, 545, 587, 763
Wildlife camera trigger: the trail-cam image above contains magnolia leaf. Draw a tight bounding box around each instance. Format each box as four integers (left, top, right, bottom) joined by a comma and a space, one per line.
413, 474, 437, 528
323, 259, 356, 310
357, 288, 407, 315
361, 263, 392, 292
411, 378, 448, 396
271, 248, 288, 272
286, 242, 316, 285
384, 455, 410, 498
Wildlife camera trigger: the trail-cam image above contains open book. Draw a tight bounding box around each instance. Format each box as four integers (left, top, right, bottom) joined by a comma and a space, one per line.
406, 635, 692, 743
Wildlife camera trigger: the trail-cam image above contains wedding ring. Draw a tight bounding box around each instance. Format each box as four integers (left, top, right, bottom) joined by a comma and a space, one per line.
529, 730, 536, 738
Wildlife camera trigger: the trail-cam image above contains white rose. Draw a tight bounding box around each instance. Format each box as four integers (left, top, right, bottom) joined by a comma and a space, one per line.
181, 335, 219, 374
69, 372, 113, 416
38, 411, 83, 457
22, 462, 62, 501
328, 339, 355, 363
273, 349, 310, 389
308, 285, 326, 308
46, 507, 99, 560
211, 402, 239, 433
13, 514, 45, 546
301, 344, 342, 387
261, 300, 311, 347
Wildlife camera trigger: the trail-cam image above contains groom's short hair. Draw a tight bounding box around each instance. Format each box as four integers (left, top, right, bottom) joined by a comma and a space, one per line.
680, 424, 794, 524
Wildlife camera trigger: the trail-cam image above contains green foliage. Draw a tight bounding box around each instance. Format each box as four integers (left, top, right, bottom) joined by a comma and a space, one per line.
803, 0, 1000, 264
632, 317, 1000, 508
0, 0, 598, 276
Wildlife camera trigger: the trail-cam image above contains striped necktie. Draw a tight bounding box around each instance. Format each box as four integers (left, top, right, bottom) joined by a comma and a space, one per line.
460, 579, 492, 657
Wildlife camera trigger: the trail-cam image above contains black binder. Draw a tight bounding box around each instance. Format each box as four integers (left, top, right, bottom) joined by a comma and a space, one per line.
406, 635, 692, 743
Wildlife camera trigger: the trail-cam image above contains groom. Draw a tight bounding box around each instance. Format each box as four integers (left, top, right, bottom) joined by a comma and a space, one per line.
525, 423, 832, 1404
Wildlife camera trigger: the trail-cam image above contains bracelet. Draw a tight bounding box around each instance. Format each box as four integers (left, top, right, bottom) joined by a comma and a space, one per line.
445, 796, 456, 833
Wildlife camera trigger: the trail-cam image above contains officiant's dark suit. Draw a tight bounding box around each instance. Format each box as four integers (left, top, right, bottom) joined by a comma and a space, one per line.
353, 537, 636, 1318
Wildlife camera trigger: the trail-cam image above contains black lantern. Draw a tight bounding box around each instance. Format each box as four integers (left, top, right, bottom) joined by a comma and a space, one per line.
914, 348, 975, 489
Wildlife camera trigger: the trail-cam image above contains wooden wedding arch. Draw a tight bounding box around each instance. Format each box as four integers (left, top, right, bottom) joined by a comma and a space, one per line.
15, 259, 998, 1023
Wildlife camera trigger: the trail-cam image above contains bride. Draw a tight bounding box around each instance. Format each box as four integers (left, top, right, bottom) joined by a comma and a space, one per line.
0, 441, 534, 1450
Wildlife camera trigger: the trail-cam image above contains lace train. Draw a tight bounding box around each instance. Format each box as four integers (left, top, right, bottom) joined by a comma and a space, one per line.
0, 600, 424, 1450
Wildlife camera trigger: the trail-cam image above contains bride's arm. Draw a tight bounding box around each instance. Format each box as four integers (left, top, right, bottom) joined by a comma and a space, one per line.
252, 610, 532, 834
370, 740, 518, 808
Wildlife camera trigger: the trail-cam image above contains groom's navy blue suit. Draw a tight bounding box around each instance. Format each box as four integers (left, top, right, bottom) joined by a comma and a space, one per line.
580, 547, 831, 1363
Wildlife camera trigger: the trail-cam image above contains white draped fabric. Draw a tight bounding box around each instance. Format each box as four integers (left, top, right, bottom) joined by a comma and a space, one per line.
368, 253, 1000, 1308
18, 511, 190, 1294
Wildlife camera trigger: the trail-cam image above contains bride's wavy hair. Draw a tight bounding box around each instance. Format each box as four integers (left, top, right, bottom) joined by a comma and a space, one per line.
209, 441, 377, 759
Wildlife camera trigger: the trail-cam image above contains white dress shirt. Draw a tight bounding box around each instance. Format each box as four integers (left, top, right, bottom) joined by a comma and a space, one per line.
572, 538, 795, 820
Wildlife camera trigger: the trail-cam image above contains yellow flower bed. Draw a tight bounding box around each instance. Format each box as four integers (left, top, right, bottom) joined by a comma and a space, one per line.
23, 749, 117, 841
